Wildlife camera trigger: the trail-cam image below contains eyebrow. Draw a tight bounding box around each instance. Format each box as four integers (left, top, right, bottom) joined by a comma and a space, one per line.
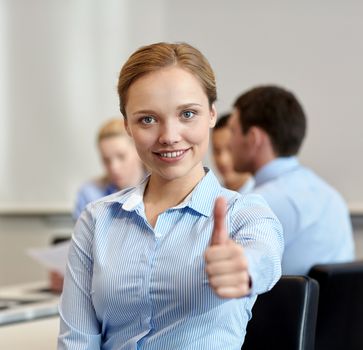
132, 103, 203, 116
131, 109, 156, 116
176, 103, 203, 110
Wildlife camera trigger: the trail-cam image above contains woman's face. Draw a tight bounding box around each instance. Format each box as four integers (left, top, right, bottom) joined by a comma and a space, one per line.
98, 135, 142, 189
124, 66, 216, 185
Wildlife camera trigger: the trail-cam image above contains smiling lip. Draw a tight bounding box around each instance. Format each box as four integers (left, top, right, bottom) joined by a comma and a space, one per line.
153, 148, 189, 162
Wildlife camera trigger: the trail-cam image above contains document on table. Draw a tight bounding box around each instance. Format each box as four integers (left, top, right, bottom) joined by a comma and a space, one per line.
27, 241, 70, 275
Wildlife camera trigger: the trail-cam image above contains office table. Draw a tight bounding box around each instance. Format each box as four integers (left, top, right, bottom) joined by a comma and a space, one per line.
0, 315, 59, 349
0, 281, 59, 325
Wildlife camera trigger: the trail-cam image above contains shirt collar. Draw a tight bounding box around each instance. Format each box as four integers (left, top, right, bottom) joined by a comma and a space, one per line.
181, 168, 222, 217
104, 168, 222, 217
112, 177, 148, 211
254, 156, 300, 187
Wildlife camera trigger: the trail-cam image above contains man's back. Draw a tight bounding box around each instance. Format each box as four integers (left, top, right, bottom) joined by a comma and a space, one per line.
253, 157, 355, 275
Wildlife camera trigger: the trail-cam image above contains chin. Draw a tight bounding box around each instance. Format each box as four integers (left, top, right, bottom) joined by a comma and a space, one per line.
154, 168, 187, 181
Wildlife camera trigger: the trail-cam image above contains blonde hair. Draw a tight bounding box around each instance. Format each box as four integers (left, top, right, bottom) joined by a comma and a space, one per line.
117, 42, 217, 117
97, 118, 128, 143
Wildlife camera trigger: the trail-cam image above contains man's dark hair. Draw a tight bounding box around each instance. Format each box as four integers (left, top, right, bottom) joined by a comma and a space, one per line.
233, 85, 306, 156
214, 113, 231, 130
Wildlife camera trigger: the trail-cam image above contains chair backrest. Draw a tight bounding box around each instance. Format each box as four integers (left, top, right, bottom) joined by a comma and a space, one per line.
242, 276, 319, 350
308, 260, 363, 350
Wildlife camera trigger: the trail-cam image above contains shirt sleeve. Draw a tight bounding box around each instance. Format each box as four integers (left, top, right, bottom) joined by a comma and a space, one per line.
58, 206, 102, 350
229, 193, 284, 295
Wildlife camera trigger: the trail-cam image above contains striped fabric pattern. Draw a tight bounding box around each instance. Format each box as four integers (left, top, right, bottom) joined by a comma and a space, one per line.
58, 169, 283, 350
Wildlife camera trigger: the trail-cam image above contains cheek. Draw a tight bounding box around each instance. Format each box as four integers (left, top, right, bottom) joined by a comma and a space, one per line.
229, 140, 240, 157
188, 125, 210, 145
112, 160, 124, 172
127, 132, 149, 156
223, 152, 234, 166
134, 143, 150, 165
213, 153, 222, 164
104, 163, 113, 174
231, 135, 243, 152
133, 129, 153, 147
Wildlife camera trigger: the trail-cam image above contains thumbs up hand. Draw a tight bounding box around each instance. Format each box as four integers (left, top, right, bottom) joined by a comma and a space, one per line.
205, 197, 251, 298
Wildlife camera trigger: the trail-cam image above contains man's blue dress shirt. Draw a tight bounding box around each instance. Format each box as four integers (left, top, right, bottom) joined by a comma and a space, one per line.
58, 169, 283, 350
253, 157, 355, 275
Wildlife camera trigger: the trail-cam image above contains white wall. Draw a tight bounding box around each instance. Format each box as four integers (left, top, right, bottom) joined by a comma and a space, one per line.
161, 0, 363, 211
1, 0, 363, 212
0, 0, 130, 212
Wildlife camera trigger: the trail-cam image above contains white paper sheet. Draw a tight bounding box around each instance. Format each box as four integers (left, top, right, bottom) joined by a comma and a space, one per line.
26, 241, 70, 275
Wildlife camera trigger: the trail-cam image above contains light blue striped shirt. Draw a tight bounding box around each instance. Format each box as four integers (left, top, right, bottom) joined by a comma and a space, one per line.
58, 169, 283, 350
253, 157, 355, 275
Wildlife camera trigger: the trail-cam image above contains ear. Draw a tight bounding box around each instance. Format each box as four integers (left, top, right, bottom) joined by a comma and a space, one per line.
209, 104, 217, 128
248, 126, 264, 147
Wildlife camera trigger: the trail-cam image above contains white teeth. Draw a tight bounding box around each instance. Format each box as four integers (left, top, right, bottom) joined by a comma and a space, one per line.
160, 150, 184, 158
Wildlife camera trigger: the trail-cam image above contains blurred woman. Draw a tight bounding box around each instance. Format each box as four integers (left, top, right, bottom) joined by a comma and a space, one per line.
50, 118, 145, 293
73, 118, 145, 220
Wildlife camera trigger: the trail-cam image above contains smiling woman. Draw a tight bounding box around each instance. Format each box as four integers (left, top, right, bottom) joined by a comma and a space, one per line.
124, 66, 216, 201
57, 42, 284, 350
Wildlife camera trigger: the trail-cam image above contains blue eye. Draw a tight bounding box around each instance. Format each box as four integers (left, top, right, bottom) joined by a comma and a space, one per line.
141, 116, 155, 124
182, 110, 195, 119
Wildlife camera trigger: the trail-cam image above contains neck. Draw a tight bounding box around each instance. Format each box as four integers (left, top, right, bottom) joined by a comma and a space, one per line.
252, 148, 277, 175
253, 136, 278, 175
145, 167, 205, 208
143, 165, 205, 227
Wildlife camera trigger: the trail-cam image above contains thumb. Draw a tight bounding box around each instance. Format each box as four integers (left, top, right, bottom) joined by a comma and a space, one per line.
211, 197, 228, 246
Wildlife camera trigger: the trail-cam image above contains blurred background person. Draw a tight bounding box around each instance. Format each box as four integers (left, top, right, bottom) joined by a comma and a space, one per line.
73, 118, 145, 220
212, 113, 254, 193
229, 85, 355, 275
50, 118, 146, 293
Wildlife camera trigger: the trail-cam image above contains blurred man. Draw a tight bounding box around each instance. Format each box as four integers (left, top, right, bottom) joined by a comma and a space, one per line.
229, 85, 355, 274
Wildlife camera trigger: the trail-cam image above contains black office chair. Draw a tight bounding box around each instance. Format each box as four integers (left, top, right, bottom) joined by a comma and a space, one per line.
242, 276, 319, 350
308, 260, 363, 350
51, 236, 70, 245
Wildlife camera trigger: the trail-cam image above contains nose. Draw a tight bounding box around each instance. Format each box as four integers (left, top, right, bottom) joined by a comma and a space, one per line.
158, 121, 182, 145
